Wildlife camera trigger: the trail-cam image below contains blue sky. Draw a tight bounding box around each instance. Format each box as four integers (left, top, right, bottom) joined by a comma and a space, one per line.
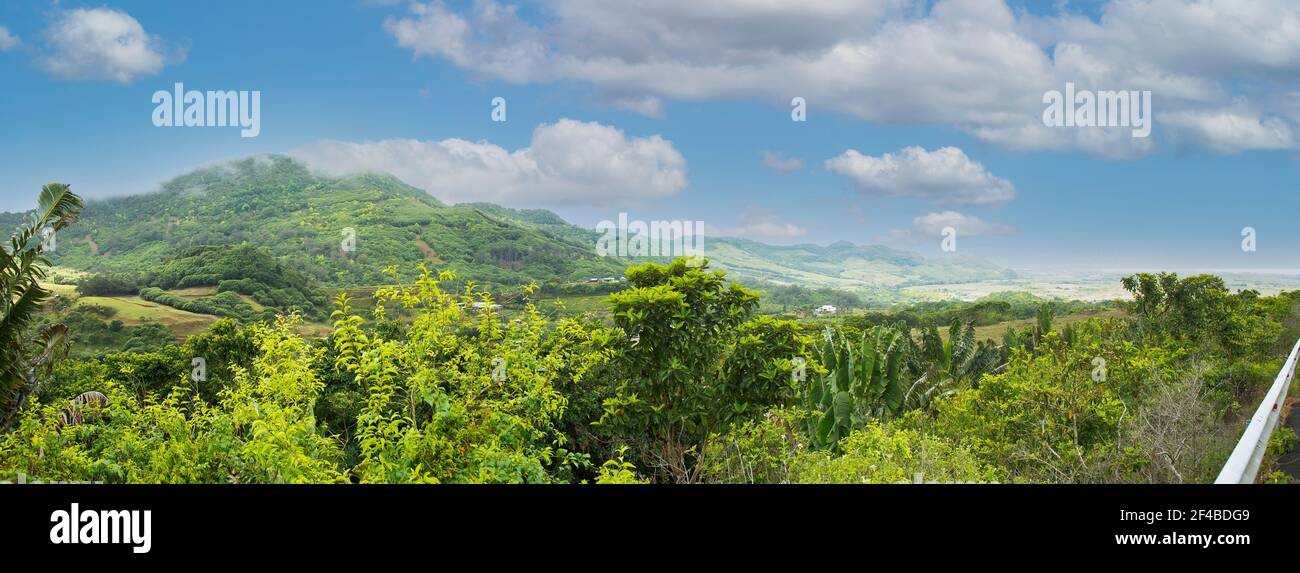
1, 0, 1298, 272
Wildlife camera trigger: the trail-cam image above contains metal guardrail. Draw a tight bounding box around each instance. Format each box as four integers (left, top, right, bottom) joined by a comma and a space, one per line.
1215, 338, 1300, 484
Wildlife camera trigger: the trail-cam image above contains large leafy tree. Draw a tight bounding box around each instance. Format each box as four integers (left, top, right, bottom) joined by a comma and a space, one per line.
1, 184, 83, 431
1121, 272, 1232, 343
602, 258, 812, 482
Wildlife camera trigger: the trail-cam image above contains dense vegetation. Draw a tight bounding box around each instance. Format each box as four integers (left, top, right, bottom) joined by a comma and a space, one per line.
80, 244, 324, 312
754, 281, 866, 311
3, 185, 1298, 484
847, 291, 1117, 329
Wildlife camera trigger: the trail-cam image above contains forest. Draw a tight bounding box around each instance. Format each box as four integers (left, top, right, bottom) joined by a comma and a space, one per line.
3, 185, 1299, 484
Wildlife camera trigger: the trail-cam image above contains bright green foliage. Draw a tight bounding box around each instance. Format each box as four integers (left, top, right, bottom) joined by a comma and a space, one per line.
592, 446, 649, 484
791, 421, 1000, 484
330, 264, 613, 483
799, 318, 1002, 453
1122, 272, 1248, 350
1264, 471, 1295, 484
931, 332, 1177, 482
699, 410, 997, 484
181, 318, 259, 402
0, 315, 345, 483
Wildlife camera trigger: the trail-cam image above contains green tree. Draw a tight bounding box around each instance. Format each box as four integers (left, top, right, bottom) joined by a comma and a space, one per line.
601, 258, 812, 482
1121, 272, 1230, 344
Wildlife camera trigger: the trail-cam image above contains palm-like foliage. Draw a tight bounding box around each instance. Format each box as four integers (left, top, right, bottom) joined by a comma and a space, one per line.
905, 318, 1001, 411
803, 325, 907, 451
1, 183, 83, 431
802, 320, 1006, 451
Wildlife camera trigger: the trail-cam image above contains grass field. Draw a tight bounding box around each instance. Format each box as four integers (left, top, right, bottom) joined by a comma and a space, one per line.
44, 282, 78, 296
167, 286, 219, 298
968, 309, 1126, 341
76, 295, 219, 340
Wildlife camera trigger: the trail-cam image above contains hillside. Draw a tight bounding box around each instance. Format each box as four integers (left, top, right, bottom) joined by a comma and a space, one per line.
462, 205, 1015, 305
5, 156, 626, 289
703, 237, 1014, 293
0, 156, 1015, 311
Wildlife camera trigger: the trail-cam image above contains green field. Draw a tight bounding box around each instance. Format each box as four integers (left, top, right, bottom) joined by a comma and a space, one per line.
76, 294, 219, 339
968, 308, 1126, 341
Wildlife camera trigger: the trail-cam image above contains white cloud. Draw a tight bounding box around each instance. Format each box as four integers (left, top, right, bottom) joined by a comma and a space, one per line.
293, 119, 687, 206
383, 0, 1300, 156
384, 0, 549, 84
0, 26, 20, 51
885, 210, 1013, 241
759, 151, 804, 173
825, 146, 1015, 207
1039, 0, 1300, 80
1161, 110, 1298, 154
707, 208, 807, 241
602, 94, 666, 118
40, 8, 174, 83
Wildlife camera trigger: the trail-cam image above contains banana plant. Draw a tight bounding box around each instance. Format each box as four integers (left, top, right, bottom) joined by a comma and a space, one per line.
802, 325, 906, 452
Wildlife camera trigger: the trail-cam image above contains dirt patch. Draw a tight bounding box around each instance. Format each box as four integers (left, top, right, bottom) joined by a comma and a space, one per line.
414, 238, 444, 263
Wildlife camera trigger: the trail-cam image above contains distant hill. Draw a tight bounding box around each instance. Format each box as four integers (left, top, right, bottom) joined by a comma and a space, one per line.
5, 156, 626, 289
703, 237, 1015, 294
457, 207, 1014, 303
0, 155, 1014, 307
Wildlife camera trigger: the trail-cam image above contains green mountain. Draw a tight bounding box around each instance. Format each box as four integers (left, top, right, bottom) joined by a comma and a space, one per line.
6, 156, 626, 291
1, 155, 1013, 312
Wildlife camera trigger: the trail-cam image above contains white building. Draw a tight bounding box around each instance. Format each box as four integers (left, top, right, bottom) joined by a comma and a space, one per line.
813, 305, 838, 316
